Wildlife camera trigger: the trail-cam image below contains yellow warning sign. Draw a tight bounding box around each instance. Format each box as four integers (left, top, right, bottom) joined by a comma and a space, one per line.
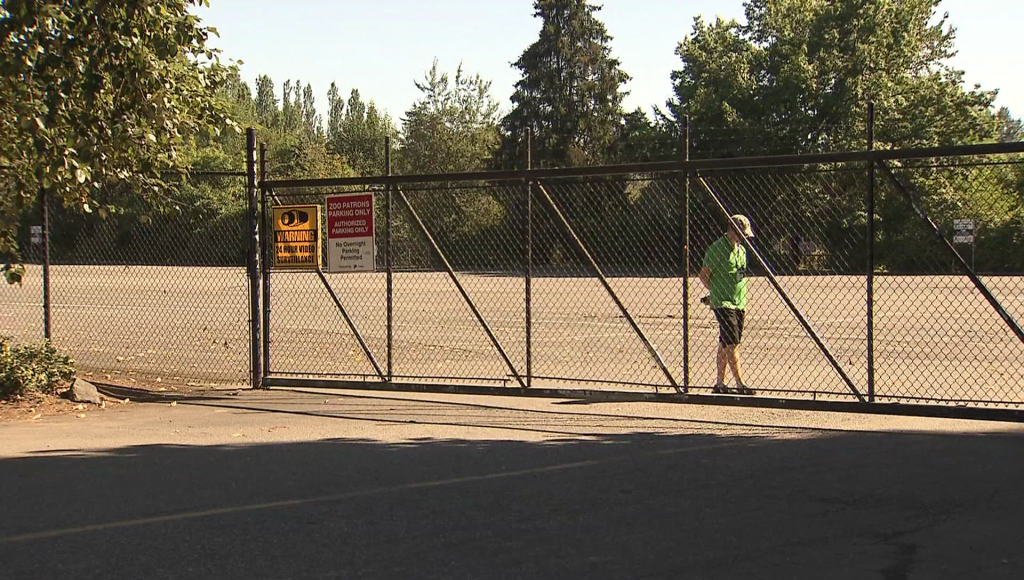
273, 204, 321, 270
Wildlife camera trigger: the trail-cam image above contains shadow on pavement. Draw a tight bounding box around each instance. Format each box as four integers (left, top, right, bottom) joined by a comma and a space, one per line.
1, 412, 1022, 579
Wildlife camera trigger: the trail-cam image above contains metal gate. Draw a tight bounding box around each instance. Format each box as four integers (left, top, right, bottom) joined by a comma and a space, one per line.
253, 138, 1024, 421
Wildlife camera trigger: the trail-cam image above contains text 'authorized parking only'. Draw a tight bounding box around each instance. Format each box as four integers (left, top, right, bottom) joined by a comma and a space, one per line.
326, 193, 375, 273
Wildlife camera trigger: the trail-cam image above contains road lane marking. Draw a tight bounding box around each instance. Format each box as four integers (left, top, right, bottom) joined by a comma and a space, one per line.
0, 440, 747, 543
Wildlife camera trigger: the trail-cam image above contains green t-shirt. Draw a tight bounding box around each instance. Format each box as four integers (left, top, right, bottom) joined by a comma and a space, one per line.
702, 236, 748, 310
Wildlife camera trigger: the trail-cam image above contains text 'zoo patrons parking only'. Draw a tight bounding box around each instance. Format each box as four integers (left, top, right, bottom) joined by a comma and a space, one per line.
326, 193, 375, 273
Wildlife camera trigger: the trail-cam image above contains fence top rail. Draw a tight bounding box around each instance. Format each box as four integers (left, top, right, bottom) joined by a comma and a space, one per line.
259, 141, 1024, 190
0, 167, 246, 177
161, 170, 247, 178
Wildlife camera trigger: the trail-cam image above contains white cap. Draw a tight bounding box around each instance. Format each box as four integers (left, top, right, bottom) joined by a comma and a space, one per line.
730, 214, 754, 238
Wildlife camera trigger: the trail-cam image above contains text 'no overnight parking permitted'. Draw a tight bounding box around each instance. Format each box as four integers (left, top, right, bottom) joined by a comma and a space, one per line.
326, 193, 375, 273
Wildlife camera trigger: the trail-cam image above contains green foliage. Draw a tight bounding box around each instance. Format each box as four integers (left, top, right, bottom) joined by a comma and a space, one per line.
329, 89, 396, 176
400, 59, 501, 175
612, 108, 678, 163
499, 0, 631, 169
0, 337, 75, 400
879, 160, 1024, 273
254, 74, 278, 127
0, 0, 236, 281
661, 0, 1019, 272
2, 231, 26, 285
667, 0, 998, 156
997, 107, 1023, 143
3, 1, 1019, 280
277, 79, 322, 140
272, 136, 353, 181
398, 60, 506, 251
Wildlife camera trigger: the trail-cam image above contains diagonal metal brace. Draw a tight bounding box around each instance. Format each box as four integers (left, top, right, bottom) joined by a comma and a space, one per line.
695, 174, 866, 402
878, 161, 1024, 345
316, 269, 387, 382
396, 186, 527, 388
535, 183, 680, 390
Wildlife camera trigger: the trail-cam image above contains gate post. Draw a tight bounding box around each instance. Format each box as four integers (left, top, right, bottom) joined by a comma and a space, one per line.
524, 129, 533, 388
385, 136, 393, 382
681, 116, 690, 393
40, 184, 51, 341
246, 128, 262, 390
866, 103, 875, 403
260, 143, 271, 388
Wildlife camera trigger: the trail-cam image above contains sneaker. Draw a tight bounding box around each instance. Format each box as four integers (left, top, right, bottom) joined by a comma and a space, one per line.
735, 384, 756, 396
711, 383, 731, 394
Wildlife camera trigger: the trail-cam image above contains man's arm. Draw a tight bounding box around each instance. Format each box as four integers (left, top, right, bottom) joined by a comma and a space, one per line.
699, 267, 711, 289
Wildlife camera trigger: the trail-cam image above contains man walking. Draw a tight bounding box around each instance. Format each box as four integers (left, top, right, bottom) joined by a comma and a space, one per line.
699, 215, 755, 395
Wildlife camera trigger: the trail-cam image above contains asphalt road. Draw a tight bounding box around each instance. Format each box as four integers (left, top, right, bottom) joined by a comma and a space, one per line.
1, 388, 1023, 579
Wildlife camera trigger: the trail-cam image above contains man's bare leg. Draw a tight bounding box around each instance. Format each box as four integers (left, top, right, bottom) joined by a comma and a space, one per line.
724, 344, 754, 394
724, 344, 744, 386
716, 344, 729, 387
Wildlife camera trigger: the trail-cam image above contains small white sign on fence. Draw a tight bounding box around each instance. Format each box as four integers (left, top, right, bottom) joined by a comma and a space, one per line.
953, 219, 974, 232
953, 218, 975, 245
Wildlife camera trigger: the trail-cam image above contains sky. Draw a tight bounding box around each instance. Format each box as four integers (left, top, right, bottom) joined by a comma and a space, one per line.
194, 0, 1024, 124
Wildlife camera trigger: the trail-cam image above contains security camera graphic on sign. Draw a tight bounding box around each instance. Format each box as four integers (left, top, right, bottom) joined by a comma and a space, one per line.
280, 210, 310, 228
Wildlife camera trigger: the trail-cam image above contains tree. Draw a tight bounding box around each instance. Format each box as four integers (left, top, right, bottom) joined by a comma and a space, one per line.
326, 82, 345, 149
666, 0, 998, 156
611, 108, 677, 163
301, 83, 322, 140
661, 0, 1017, 274
281, 80, 300, 133
400, 59, 501, 174
665, 16, 760, 158
333, 88, 395, 176
254, 75, 278, 128
399, 60, 505, 259
0, 0, 234, 283
996, 106, 1023, 143
498, 0, 630, 169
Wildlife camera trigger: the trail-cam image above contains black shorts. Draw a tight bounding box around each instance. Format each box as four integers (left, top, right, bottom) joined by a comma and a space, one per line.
712, 308, 745, 346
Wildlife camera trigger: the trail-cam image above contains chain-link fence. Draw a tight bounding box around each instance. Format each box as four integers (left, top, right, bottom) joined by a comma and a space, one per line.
874, 157, 1024, 406
262, 144, 1024, 412
0, 172, 253, 388
3, 138, 1021, 415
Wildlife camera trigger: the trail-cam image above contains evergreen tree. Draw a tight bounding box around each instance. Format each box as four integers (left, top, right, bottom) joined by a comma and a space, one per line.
401, 59, 500, 174
499, 0, 631, 169
400, 60, 504, 247
254, 75, 278, 128
335, 88, 395, 176
280, 80, 301, 133
302, 83, 321, 139
326, 82, 345, 149
996, 107, 1023, 143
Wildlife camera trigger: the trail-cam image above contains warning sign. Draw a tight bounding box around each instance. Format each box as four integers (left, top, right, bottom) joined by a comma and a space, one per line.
273, 204, 321, 270
326, 193, 375, 273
